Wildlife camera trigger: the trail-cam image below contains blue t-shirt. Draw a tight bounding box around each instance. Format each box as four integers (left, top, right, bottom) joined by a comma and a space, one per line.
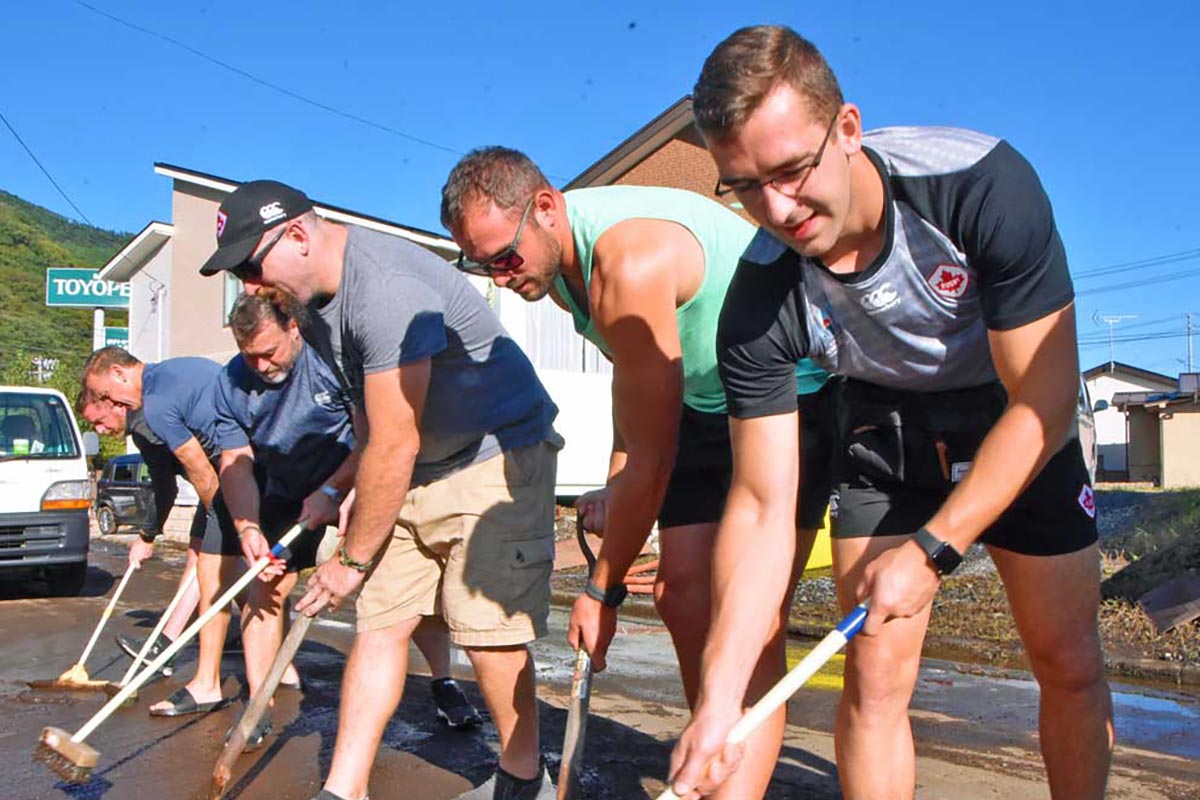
213, 344, 355, 501
141, 358, 222, 458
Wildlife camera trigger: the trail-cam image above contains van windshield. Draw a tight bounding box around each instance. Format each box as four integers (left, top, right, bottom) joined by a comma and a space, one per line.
0, 392, 81, 460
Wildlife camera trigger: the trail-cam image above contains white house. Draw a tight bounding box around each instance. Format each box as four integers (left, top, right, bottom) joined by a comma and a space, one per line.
1083, 361, 1177, 479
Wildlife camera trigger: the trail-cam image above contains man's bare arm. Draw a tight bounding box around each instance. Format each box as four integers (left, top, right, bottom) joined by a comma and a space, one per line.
172, 437, 219, 510
218, 445, 260, 533
342, 361, 428, 565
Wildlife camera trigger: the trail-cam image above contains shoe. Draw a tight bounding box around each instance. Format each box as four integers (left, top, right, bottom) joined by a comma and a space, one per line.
431, 678, 482, 729
115, 632, 175, 677
148, 686, 232, 717
225, 712, 272, 753
454, 765, 554, 800
310, 790, 368, 800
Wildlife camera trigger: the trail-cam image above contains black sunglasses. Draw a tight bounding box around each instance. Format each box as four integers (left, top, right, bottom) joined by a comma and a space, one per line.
232, 228, 287, 282
455, 200, 533, 278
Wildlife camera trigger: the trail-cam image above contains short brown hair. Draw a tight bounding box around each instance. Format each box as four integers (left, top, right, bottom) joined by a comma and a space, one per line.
228, 288, 301, 346
440, 146, 552, 231
693, 25, 843, 140
77, 347, 141, 412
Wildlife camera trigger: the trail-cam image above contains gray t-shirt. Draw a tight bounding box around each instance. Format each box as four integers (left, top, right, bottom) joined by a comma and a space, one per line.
302, 225, 557, 486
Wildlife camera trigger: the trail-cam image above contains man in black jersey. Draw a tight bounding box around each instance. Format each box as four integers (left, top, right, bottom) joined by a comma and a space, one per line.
667, 25, 1111, 800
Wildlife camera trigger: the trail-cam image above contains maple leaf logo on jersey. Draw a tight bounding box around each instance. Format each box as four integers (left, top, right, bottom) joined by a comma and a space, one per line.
928, 264, 969, 299
216, 210, 228, 239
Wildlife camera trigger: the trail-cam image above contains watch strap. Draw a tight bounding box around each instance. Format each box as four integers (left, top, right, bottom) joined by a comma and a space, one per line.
319, 484, 344, 504
585, 579, 627, 608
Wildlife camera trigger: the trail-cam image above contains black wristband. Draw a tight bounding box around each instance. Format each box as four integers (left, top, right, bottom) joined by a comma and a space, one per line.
585, 579, 628, 609
138, 530, 158, 544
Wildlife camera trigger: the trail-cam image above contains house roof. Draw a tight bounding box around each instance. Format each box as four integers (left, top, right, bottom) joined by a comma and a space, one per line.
563, 96, 700, 189
1111, 390, 1199, 411
1082, 360, 1176, 387
153, 163, 458, 258
97, 221, 174, 281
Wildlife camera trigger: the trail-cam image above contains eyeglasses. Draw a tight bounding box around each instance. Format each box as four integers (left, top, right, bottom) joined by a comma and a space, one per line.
455, 200, 533, 277
714, 114, 840, 198
232, 228, 287, 282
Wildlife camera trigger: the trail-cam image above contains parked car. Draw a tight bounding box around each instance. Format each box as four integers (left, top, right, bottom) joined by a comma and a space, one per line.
0, 386, 99, 595
94, 453, 155, 536
1079, 376, 1102, 483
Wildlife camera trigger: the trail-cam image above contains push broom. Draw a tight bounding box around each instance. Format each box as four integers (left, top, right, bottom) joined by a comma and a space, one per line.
27, 561, 137, 697
654, 602, 869, 800
33, 524, 305, 783
115, 566, 199, 705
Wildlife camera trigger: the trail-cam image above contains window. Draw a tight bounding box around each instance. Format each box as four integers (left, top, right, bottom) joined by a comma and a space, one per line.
0, 393, 79, 458
112, 463, 135, 482
223, 273, 242, 327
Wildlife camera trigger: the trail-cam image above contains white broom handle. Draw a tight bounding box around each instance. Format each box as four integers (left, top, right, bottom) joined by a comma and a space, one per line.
72, 525, 305, 743
119, 567, 198, 686
655, 603, 869, 800
75, 562, 137, 669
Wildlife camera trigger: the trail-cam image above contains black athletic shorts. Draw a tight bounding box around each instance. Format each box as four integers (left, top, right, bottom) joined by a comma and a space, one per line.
657, 383, 838, 530
830, 379, 1098, 556
200, 492, 322, 572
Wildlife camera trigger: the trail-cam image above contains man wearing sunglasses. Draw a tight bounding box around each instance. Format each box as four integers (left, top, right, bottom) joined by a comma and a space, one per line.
666, 26, 1111, 800
199, 180, 561, 800
442, 149, 835, 800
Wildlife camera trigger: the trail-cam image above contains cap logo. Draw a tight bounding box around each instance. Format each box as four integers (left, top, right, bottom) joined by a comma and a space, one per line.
216, 210, 228, 238
260, 201, 286, 225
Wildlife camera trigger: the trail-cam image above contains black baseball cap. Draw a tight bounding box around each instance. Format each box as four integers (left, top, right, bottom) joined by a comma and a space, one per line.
199, 180, 314, 276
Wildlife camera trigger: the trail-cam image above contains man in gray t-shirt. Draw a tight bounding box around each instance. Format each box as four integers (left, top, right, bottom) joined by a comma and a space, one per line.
201, 180, 560, 800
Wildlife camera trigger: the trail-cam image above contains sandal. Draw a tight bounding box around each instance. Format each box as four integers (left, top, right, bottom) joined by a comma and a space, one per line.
225, 714, 272, 752
149, 686, 231, 717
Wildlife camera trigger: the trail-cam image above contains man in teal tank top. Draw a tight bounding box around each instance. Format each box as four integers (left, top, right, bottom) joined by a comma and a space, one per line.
443, 147, 837, 800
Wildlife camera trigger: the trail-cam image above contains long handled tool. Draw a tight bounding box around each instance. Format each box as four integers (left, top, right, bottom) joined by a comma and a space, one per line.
28, 562, 137, 695
209, 610, 314, 799
116, 566, 198, 703
33, 524, 305, 784
654, 603, 869, 800
557, 510, 596, 800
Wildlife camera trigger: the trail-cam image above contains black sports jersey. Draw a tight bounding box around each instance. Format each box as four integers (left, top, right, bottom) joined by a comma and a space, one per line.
718, 126, 1074, 418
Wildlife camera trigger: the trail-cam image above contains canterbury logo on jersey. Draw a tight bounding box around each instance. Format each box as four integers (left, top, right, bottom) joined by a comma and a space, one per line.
860, 283, 901, 314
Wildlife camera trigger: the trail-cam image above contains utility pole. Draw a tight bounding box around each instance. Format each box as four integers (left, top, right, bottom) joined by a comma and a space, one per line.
1188, 313, 1194, 372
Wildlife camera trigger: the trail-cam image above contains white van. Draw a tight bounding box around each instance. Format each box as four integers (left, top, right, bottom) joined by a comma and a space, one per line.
0, 386, 99, 595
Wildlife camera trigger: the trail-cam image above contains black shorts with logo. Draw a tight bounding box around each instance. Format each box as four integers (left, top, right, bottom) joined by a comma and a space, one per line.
658, 382, 837, 530
200, 492, 322, 572
830, 379, 1097, 556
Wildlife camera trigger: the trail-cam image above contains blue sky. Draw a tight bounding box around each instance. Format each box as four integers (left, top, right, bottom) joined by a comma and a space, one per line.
3, 1, 1198, 373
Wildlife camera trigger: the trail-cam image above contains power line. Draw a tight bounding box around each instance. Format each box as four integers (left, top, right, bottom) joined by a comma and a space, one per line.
0, 110, 93, 226
69, 0, 465, 158
1075, 265, 1200, 297
1073, 247, 1200, 280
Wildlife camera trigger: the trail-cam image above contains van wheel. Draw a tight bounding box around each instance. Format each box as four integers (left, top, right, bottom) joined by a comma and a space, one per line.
47, 562, 88, 597
96, 505, 118, 536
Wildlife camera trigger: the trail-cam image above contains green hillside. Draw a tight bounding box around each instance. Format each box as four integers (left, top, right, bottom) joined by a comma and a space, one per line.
0, 189, 130, 377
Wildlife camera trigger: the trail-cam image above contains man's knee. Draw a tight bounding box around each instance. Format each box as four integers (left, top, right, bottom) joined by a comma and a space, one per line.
843, 642, 922, 715
654, 578, 709, 636
1025, 629, 1106, 692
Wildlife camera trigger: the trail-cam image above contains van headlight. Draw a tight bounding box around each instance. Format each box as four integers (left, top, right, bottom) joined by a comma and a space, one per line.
42, 480, 93, 511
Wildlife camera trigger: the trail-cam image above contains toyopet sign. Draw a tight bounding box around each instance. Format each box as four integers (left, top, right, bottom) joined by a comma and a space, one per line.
104, 327, 129, 349
46, 268, 130, 308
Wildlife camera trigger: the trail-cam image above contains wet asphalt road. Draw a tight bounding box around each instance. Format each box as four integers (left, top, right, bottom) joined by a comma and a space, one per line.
1, 539, 1198, 800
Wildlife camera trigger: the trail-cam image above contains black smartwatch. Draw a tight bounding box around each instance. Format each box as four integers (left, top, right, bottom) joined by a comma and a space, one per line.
913, 527, 962, 576
585, 579, 628, 609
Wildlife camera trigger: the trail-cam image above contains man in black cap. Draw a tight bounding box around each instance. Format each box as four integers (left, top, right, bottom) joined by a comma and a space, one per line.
201, 181, 562, 800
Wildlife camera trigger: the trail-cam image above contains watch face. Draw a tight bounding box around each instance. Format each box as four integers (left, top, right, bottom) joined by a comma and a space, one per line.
932, 543, 962, 575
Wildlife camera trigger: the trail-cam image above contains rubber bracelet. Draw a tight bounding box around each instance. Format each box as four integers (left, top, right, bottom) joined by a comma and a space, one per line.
337, 544, 373, 573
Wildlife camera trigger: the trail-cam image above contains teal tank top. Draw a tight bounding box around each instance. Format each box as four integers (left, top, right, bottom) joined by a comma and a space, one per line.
557, 186, 827, 413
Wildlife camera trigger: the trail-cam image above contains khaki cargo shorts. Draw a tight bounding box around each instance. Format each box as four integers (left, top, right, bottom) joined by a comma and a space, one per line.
356, 436, 561, 647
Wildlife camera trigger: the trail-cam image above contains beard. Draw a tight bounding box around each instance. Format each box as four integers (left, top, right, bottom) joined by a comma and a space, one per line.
511, 230, 564, 302
258, 367, 291, 385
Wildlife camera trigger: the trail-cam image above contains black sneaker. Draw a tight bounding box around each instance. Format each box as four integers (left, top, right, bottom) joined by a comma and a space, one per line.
431, 677, 482, 729
115, 632, 175, 677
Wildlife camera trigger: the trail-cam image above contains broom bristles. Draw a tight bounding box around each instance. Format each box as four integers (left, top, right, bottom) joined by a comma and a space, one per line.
33, 727, 98, 784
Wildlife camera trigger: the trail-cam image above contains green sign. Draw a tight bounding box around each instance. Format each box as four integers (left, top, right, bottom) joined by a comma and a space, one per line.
104, 327, 129, 349
45, 268, 130, 308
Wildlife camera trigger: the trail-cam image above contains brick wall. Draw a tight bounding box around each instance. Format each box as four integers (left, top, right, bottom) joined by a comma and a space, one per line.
613, 138, 755, 224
